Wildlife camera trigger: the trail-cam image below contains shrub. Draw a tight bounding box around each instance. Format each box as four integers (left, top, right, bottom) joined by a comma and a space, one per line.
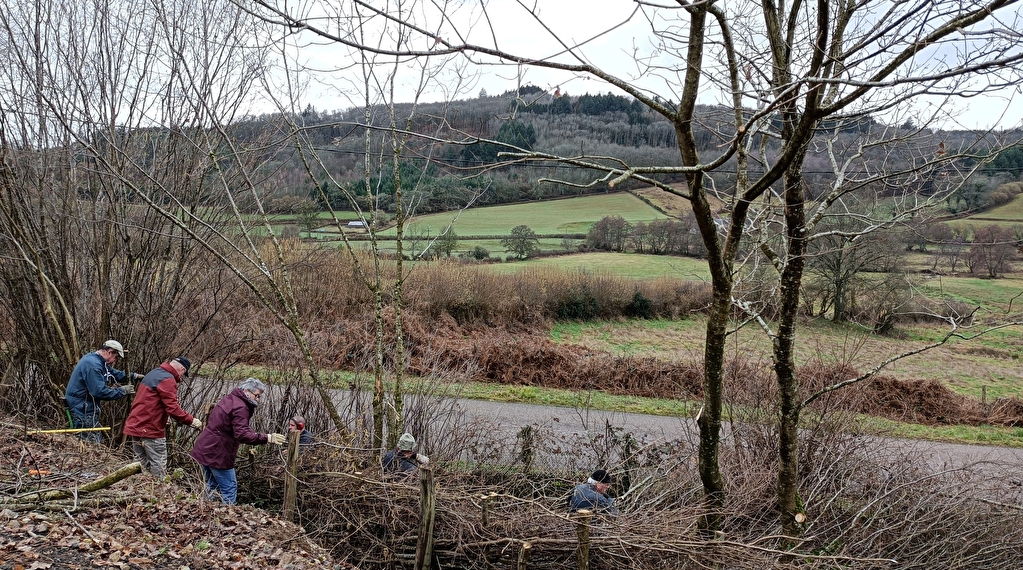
554, 290, 600, 320
625, 290, 653, 318
466, 246, 490, 260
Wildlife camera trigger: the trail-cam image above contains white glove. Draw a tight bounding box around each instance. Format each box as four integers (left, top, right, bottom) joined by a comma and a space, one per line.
416, 454, 430, 466
122, 384, 135, 396
190, 418, 203, 430
133, 372, 145, 381
266, 433, 286, 445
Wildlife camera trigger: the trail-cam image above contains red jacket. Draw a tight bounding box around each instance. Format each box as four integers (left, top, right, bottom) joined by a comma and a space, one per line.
123, 363, 194, 438
189, 388, 268, 469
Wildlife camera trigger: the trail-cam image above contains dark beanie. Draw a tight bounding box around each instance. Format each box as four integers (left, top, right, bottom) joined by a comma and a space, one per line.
173, 356, 191, 376
591, 469, 612, 484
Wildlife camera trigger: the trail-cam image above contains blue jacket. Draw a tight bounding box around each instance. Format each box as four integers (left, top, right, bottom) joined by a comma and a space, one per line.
382, 450, 419, 474
64, 351, 129, 419
568, 483, 618, 515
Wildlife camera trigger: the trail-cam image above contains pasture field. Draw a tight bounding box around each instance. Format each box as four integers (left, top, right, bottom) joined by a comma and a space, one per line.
945, 194, 1023, 234
270, 210, 361, 223
487, 252, 712, 280
311, 192, 667, 258
379, 192, 666, 236
549, 309, 1023, 401
963, 193, 1023, 224
915, 273, 1023, 313
330, 237, 577, 260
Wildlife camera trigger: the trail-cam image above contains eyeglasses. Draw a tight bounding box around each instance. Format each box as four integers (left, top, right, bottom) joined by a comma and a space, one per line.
248, 390, 264, 400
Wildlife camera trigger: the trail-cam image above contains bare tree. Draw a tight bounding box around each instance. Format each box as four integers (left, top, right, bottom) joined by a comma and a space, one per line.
0, 0, 244, 424
241, 0, 1023, 539
967, 225, 1017, 278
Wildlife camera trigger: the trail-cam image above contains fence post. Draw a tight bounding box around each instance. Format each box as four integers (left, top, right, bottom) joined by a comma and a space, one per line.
518, 425, 534, 471
517, 540, 532, 570
481, 491, 497, 528
282, 430, 301, 521
415, 466, 436, 570
574, 509, 592, 570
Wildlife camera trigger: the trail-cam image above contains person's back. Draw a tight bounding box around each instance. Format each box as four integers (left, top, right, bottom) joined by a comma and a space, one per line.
382, 449, 420, 474
568, 469, 618, 516
382, 433, 428, 477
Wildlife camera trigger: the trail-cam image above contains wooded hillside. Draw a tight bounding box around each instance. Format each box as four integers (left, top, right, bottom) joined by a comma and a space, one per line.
230, 88, 1023, 217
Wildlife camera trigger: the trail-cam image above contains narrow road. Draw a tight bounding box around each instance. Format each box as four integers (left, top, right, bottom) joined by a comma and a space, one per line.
445, 397, 1023, 478
191, 382, 1023, 478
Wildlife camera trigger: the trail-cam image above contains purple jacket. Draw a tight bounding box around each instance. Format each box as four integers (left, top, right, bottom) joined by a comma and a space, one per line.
190, 388, 267, 469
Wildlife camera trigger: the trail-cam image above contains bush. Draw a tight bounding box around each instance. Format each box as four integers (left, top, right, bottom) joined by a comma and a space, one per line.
465, 246, 490, 261
554, 290, 600, 320
625, 290, 653, 318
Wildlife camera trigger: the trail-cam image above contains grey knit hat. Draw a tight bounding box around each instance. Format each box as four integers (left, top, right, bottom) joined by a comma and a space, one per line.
397, 433, 416, 451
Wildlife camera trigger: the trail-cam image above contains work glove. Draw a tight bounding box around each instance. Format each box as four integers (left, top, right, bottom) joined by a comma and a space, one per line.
133, 372, 145, 381
190, 418, 203, 430
416, 454, 430, 466
122, 384, 135, 396
266, 433, 286, 445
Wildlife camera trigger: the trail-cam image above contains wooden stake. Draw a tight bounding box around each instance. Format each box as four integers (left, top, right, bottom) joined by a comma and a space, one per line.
481, 491, 497, 528
415, 466, 436, 570
517, 540, 532, 570
574, 509, 593, 570
282, 430, 301, 521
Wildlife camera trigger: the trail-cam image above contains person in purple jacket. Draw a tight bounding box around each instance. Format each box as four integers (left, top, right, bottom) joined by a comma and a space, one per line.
189, 377, 285, 504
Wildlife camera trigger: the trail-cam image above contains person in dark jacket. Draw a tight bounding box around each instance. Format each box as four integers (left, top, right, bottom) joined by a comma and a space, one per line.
287, 415, 315, 448
382, 433, 429, 477
568, 469, 618, 516
189, 377, 285, 504
64, 340, 140, 443
124, 356, 202, 477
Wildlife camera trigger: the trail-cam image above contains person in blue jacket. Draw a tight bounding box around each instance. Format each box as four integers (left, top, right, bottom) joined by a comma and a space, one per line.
64, 340, 139, 443
568, 469, 619, 516
288, 415, 316, 448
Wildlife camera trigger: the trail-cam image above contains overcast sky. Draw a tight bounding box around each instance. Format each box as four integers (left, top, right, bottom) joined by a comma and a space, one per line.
289, 0, 1023, 131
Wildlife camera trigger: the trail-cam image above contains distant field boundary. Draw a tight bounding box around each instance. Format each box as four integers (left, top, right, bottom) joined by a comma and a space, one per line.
310, 233, 588, 242
627, 188, 677, 218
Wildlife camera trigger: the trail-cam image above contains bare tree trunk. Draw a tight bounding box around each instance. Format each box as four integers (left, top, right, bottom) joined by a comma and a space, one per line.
775, 162, 810, 541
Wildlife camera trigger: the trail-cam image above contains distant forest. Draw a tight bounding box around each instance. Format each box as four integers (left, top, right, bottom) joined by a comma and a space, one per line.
226, 86, 1023, 217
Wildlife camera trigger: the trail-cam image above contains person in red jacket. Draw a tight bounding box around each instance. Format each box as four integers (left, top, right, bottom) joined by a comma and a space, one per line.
123, 356, 202, 478
189, 377, 285, 504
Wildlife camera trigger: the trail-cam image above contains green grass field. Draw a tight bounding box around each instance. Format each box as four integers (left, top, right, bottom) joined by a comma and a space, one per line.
915, 273, 1023, 313
487, 252, 712, 280
379, 192, 666, 237
964, 193, 1023, 223
310, 193, 668, 259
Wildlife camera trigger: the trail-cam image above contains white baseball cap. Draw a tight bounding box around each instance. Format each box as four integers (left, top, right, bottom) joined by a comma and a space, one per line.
102, 339, 125, 357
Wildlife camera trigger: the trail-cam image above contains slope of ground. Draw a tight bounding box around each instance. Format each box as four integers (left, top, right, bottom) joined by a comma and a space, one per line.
0, 424, 349, 570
